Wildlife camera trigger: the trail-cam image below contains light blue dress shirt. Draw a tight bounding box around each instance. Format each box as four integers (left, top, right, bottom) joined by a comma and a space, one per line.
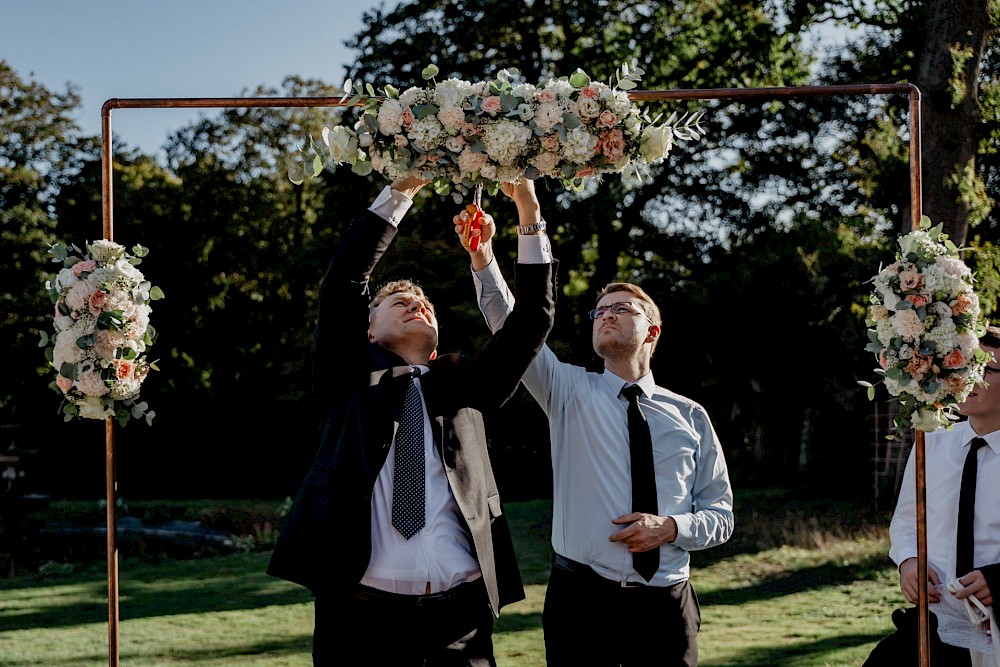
474, 260, 734, 586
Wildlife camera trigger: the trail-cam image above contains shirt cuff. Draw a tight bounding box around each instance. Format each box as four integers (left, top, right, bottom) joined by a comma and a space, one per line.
368, 185, 415, 226
517, 233, 552, 264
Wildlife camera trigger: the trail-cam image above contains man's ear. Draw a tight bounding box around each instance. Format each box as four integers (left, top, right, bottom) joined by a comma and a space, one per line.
645, 325, 661, 343
429, 349, 438, 361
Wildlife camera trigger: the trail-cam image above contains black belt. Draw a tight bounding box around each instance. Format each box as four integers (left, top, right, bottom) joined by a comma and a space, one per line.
352, 578, 485, 608
552, 553, 647, 588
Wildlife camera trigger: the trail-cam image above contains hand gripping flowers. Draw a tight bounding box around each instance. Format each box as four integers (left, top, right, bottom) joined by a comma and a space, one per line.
860, 217, 992, 432
40, 240, 164, 426
289, 62, 705, 200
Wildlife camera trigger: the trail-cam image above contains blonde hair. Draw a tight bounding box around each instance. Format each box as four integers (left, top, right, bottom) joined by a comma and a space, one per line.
368, 279, 435, 318
595, 282, 661, 327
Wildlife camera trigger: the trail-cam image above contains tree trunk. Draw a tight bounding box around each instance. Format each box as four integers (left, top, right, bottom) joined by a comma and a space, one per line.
915, 0, 992, 244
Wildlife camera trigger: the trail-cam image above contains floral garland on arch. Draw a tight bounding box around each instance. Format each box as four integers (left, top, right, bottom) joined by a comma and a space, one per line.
859, 217, 992, 433
39, 240, 164, 426
288, 62, 705, 199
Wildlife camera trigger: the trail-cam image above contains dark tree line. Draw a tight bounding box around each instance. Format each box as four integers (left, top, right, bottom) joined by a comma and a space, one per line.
2, 0, 998, 503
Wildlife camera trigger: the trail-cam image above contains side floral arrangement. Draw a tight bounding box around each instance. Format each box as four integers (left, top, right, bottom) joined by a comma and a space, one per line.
860, 217, 992, 433
288, 61, 705, 199
39, 240, 164, 426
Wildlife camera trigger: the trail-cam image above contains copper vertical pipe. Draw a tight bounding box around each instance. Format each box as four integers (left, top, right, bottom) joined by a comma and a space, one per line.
100, 103, 119, 667
907, 86, 930, 667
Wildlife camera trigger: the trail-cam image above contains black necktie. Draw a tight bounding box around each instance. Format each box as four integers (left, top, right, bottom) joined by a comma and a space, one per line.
622, 384, 659, 581
392, 370, 425, 540
956, 437, 988, 577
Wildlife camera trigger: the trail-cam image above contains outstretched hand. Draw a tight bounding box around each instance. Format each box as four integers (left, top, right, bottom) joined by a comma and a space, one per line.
453, 207, 495, 272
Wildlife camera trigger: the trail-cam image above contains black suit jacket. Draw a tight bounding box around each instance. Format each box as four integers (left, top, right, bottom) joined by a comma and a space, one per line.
267, 208, 556, 615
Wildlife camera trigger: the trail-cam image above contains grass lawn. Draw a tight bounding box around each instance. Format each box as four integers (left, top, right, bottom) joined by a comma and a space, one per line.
0, 493, 901, 666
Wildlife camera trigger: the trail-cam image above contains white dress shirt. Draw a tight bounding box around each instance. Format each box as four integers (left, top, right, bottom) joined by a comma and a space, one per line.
359, 185, 552, 594
889, 421, 1000, 665
473, 260, 734, 586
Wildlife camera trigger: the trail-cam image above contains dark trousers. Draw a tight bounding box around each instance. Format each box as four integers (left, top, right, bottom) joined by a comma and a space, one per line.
542, 555, 701, 667
862, 607, 972, 667
313, 578, 496, 666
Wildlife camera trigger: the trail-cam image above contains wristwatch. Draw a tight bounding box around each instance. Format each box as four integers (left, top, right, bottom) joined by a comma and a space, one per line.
517, 220, 547, 235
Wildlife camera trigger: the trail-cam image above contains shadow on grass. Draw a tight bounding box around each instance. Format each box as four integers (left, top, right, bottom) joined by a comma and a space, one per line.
700, 631, 885, 667
696, 552, 891, 607
495, 610, 542, 634
0, 552, 312, 633
0, 636, 313, 667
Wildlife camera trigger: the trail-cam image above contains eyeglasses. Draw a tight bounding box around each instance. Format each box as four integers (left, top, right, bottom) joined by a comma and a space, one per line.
588, 302, 648, 321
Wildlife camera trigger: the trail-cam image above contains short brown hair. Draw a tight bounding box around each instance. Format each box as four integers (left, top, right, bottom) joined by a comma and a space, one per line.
369, 279, 435, 319
595, 282, 662, 327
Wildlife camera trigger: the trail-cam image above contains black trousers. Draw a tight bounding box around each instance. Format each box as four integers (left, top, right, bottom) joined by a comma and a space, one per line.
862, 607, 972, 667
313, 578, 496, 667
542, 555, 701, 667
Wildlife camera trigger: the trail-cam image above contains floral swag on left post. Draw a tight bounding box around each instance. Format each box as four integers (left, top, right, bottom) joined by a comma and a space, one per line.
40, 240, 164, 426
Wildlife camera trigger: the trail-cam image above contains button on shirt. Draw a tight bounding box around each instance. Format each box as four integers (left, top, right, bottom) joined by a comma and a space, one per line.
474, 262, 734, 586
889, 421, 1000, 581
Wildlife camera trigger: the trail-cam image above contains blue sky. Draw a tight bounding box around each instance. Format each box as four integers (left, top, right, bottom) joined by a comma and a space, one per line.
3, 0, 380, 159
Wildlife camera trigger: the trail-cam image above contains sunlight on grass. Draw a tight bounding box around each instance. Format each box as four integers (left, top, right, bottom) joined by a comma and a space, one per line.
0, 497, 904, 667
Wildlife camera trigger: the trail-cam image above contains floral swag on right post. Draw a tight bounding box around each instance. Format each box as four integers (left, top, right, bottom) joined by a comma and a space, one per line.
288, 61, 706, 200
860, 216, 992, 433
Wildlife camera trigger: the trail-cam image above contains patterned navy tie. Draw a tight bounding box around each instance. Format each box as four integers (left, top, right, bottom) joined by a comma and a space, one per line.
392, 370, 425, 540
622, 384, 659, 581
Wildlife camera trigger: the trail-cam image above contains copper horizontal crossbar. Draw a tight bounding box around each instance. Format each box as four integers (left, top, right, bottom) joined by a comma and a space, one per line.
100, 82, 926, 667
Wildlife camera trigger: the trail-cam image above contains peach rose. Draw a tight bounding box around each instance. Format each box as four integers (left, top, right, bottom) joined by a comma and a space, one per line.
56, 375, 74, 394
952, 293, 973, 315
943, 349, 967, 369
906, 353, 933, 379
580, 85, 599, 99
400, 108, 415, 128
536, 89, 557, 103
905, 294, 930, 308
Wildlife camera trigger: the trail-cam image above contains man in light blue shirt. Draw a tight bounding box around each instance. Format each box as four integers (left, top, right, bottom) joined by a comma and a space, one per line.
455, 187, 734, 666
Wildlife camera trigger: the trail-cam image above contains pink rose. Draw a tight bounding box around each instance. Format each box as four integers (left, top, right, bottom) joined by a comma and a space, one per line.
580, 86, 599, 99
598, 129, 626, 160
400, 108, 415, 128
89, 289, 109, 314
56, 375, 74, 394
905, 294, 929, 308
481, 96, 502, 114
597, 110, 617, 128
575, 167, 598, 178
899, 269, 922, 291
540, 135, 560, 152
72, 259, 97, 277
943, 349, 967, 369
536, 90, 557, 103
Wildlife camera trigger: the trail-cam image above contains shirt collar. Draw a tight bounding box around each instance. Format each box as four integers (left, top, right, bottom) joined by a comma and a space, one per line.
601, 369, 655, 398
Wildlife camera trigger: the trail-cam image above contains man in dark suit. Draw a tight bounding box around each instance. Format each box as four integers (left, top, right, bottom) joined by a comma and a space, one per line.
268, 175, 556, 666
